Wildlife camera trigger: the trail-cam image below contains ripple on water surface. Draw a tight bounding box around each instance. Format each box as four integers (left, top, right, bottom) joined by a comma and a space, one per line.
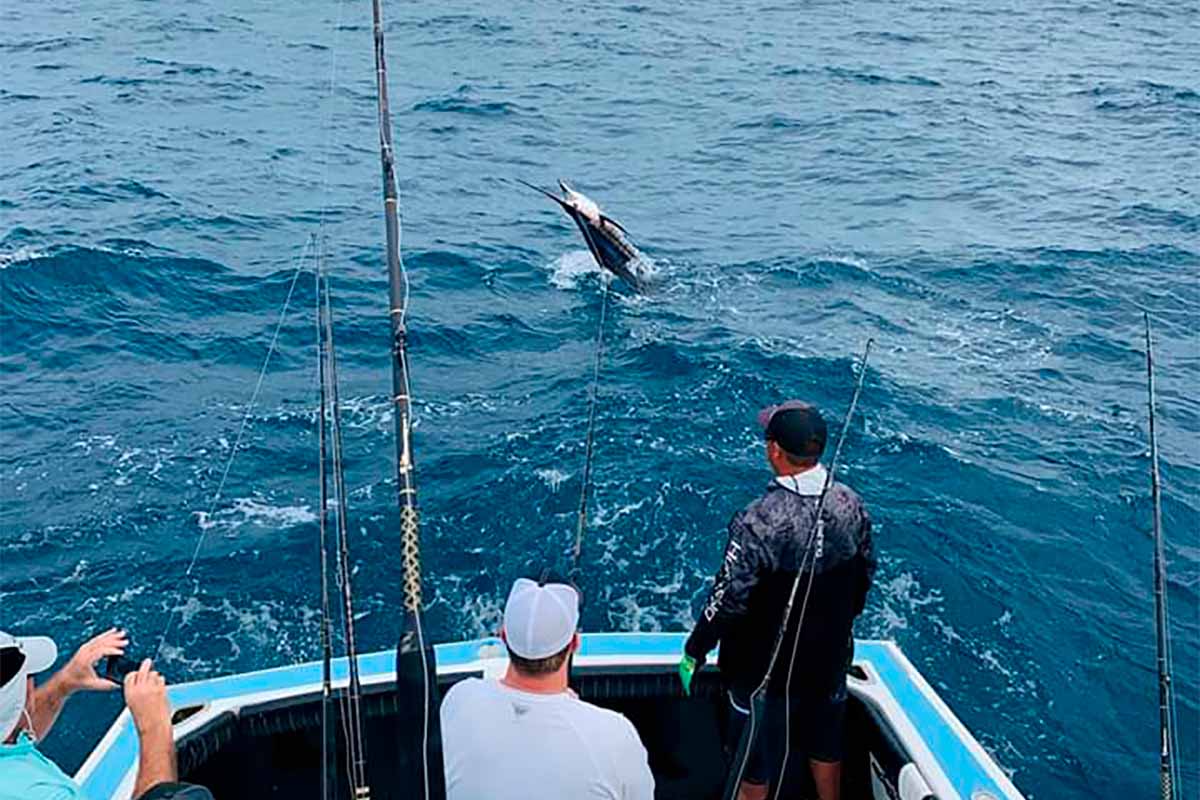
1, 1, 1198, 797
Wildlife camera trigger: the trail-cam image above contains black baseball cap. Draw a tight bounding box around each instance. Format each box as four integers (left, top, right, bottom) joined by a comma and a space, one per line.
757, 401, 827, 460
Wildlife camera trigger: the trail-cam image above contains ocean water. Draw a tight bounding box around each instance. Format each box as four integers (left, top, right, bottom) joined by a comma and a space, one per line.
1, 0, 1197, 797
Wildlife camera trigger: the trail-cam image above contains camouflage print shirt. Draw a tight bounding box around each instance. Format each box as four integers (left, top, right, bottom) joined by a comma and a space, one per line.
685, 466, 875, 696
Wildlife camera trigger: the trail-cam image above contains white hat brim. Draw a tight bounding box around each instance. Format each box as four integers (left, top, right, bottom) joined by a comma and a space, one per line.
16, 636, 57, 674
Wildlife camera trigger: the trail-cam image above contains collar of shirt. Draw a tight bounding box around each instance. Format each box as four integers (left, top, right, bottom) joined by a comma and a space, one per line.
773, 464, 828, 496
0, 732, 36, 755
495, 679, 574, 702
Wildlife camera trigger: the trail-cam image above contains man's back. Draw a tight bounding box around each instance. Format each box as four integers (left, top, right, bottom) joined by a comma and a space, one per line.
441, 677, 654, 800
687, 470, 875, 696
731, 479, 873, 693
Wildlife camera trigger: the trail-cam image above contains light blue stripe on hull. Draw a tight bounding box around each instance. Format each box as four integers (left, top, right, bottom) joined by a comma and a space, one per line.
77, 634, 1020, 800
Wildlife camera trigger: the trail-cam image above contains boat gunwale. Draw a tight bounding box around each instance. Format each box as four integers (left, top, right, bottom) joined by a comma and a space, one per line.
75, 633, 1023, 800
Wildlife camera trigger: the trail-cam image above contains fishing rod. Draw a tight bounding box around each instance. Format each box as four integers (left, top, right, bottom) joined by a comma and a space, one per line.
1143, 313, 1180, 800
572, 274, 611, 576
369, 0, 445, 795
316, 260, 335, 800
722, 339, 874, 800
322, 273, 369, 797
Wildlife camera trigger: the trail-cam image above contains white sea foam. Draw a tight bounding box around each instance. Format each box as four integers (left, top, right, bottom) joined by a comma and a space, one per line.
194, 496, 316, 531
862, 567, 945, 639
336, 395, 394, 431
457, 592, 505, 639
155, 594, 323, 672
547, 250, 600, 289
606, 575, 697, 634
534, 467, 570, 492
831, 254, 869, 270
978, 648, 1014, 680
175, 595, 205, 628
861, 560, 1035, 708
607, 594, 663, 633
56, 559, 89, 586
547, 248, 659, 292
0, 246, 49, 269
588, 497, 648, 528
157, 643, 207, 671
105, 584, 148, 604
71, 433, 119, 454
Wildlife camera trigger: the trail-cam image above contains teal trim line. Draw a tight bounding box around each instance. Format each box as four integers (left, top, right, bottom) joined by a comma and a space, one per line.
79, 635, 1009, 800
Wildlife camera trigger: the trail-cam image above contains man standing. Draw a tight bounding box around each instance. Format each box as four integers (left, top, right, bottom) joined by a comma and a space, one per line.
679, 401, 875, 800
0, 628, 211, 800
441, 576, 655, 800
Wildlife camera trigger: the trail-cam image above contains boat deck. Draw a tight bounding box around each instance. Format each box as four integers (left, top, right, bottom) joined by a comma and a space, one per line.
76, 633, 1022, 800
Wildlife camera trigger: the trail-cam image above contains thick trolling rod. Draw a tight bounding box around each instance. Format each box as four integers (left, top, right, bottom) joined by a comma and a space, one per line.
368, 0, 445, 795
1143, 313, 1180, 800
722, 339, 874, 800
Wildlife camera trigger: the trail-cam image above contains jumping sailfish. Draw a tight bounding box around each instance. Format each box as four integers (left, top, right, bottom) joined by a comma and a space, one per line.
520, 179, 653, 292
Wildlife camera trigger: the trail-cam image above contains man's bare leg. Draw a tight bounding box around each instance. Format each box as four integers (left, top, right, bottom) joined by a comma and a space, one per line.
737, 780, 769, 800
810, 759, 841, 800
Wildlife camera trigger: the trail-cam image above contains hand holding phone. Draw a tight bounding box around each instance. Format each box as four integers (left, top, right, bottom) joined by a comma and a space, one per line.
104, 654, 144, 685
60, 628, 129, 693
122, 659, 171, 738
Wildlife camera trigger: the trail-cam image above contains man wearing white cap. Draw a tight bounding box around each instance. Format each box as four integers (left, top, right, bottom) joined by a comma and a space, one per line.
0, 628, 204, 800
440, 577, 655, 800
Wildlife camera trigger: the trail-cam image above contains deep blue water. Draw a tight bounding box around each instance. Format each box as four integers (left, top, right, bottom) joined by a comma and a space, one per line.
2, 1, 1198, 797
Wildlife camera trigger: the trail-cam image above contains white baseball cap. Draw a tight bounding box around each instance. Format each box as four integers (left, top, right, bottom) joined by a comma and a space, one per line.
503, 578, 580, 660
0, 631, 58, 739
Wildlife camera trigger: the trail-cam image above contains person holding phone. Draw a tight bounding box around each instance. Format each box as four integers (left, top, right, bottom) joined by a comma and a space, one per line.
0, 628, 211, 800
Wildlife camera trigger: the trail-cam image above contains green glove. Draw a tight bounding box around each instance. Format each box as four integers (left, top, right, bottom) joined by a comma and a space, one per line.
678, 654, 698, 696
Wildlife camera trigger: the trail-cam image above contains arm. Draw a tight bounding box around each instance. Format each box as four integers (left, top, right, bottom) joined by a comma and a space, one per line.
685, 512, 764, 663
124, 660, 177, 799
133, 725, 176, 799
617, 719, 655, 800
853, 505, 876, 617
29, 672, 73, 741
30, 628, 128, 740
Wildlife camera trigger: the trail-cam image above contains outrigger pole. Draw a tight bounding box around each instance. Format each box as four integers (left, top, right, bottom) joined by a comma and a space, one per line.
1143, 313, 1180, 800
369, 0, 446, 796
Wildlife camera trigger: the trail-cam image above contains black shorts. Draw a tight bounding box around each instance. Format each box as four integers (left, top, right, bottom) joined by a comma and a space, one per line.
724, 681, 848, 786
137, 783, 214, 800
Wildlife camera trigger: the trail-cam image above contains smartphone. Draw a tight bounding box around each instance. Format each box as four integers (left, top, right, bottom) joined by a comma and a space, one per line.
104, 655, 143, 685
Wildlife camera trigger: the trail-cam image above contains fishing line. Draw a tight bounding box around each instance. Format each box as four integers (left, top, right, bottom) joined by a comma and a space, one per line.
153, 0, 347, 669
315, 0, 349, 246
722, 339, 873, 799
572, 272, 612, 576
153, 235, 314, 662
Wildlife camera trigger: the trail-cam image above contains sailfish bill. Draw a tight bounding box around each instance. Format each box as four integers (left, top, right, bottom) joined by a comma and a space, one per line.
521, 179, 653, 292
